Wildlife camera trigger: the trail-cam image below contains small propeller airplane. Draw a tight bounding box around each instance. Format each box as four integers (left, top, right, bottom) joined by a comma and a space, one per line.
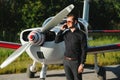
0, 0, 120, 80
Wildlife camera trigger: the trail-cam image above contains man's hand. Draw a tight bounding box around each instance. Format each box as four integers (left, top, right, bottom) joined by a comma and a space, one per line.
60, 23, 67, 31
78, 64, 84, 74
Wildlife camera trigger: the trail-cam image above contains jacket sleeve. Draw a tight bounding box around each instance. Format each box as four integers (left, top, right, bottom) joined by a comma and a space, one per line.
80, 33, 88, 64
55, 30, 64, 43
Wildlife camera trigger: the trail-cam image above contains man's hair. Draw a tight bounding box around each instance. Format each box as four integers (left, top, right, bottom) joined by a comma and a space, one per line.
67, 13, 78, 21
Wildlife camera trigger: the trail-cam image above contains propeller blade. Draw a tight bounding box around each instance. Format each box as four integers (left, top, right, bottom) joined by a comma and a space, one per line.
41, 4, 74, 32
0, 43, 31, 68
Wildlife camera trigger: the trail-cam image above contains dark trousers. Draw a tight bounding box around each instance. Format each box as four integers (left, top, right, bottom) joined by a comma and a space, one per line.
63, 59, 82, 80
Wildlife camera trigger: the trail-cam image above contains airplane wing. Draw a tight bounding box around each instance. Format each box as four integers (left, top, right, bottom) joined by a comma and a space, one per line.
0, 41, 21, 49
1, 40, 120, 54
87, 30, 120, 53
88, 43, 120, 54
88, 30, 120, 36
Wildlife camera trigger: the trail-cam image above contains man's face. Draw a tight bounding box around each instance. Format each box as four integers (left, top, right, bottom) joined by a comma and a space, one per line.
66, 16, 75, 28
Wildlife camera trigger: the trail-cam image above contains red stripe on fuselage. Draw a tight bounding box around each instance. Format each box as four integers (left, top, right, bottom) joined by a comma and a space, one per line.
0, 41, 21, 49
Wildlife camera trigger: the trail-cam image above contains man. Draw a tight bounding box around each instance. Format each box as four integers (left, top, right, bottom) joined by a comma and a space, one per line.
55, 14, 87, 80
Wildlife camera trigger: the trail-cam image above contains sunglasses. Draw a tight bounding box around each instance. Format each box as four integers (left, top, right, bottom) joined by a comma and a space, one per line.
66, 20, 73, 23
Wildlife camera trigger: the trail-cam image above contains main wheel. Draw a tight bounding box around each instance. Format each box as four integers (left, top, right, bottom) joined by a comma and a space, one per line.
26, 65, 36, 78
40, 78, 45, 80
97, 66, 106, 80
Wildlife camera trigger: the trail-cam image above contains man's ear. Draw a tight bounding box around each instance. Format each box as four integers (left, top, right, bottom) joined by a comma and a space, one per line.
75, 20, 77, 24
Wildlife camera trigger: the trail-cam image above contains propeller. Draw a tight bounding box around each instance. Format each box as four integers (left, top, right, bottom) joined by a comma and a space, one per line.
41, 4, 74, 32
0, 4, 74, 69
0, 43, 31, 68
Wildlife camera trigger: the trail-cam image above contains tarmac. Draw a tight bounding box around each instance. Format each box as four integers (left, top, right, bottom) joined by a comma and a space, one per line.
0, 65, 120, 80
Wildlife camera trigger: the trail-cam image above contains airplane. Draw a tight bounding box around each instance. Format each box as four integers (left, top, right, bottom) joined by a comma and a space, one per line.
0, 0, 120, 80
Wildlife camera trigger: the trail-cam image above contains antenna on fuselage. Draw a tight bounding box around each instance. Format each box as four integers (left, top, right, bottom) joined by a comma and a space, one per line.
82, 0, 90, 22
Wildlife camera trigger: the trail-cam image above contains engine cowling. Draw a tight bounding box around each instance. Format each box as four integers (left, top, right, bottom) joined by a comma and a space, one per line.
28, 29, 45, 45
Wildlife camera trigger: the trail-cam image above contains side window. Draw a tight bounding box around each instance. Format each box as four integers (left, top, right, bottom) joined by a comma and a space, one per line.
78, 18, 88, 34
78, 22, 86, 32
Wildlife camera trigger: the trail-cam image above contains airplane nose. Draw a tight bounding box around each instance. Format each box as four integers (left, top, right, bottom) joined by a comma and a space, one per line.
29, 35, 35, 41
28, 30, 45, 45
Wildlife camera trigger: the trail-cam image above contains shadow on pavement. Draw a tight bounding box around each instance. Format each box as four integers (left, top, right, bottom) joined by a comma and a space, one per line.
47, 73, 65, 77
108, 78, 120, 80
33, 65, 120, 80
105, 65, 120, 80
34, 72, 65, 78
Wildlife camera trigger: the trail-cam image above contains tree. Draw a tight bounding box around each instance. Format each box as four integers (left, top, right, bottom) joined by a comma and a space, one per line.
89, 0, 120, 29
0, 0, 25, 42
21, 0, 46, 29
0, 0, 120, 42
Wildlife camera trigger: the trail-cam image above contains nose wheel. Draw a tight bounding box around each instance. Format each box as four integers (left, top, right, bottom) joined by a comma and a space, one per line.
26, 65, 36, 78
94, 54, 106, 80
97, 66, 106, 80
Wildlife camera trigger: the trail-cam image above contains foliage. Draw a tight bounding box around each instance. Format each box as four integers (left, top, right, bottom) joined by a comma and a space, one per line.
89, 0, 120, 30
0, 0, 120, 42
0, 0, 23, 42
21, 0, 45, 29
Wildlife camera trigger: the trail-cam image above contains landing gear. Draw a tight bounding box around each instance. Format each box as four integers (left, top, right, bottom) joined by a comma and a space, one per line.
26, 60, 47, 80
27, 61, 37, 78
39, 63, 47, 80
97, 66, 106, 80
40, 78, 45, 80
94, 54, 106, 80
27, 65, 36, 78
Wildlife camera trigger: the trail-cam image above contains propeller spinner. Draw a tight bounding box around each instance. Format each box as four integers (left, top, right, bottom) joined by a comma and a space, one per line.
28, 30, 45, 45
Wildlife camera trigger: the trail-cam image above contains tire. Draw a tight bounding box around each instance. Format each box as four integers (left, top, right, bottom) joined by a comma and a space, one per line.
97, 66, 106, 80
26, 64, 36, 78
40, 78, 45, 80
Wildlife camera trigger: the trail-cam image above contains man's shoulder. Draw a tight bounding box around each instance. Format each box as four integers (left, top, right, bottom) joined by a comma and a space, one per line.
76, 28, 85, 34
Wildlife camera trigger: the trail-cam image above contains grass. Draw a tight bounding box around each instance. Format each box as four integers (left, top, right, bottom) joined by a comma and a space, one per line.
0, 36, 120, 74
86, 52, 120, 66
86, 36, 120, 65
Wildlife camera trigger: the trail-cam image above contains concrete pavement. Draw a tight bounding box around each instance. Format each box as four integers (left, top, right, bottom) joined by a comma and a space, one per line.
0, 65, 120, 80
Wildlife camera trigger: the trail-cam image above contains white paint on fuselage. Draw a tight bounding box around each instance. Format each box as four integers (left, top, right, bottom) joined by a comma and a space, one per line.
41, 41, 65, 64
26, 41, 65, 64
